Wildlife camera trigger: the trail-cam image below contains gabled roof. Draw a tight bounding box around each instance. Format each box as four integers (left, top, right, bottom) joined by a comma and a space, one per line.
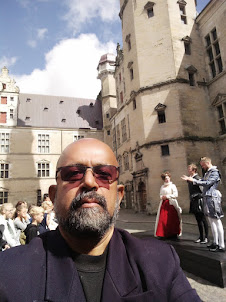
18, 93, 103, 130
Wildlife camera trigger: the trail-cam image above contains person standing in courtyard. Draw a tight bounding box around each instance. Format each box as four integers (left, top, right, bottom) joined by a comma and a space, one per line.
186, 164, 209, 244
155, 172, 182, 239
0, 139, 201, 301
182, 157, 224, 252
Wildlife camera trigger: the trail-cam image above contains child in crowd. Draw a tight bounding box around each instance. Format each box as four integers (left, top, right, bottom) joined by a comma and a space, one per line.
24, 206, 44, 244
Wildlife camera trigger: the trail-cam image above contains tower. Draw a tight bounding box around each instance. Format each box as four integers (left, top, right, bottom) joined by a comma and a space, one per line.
97, 54, 117, 148
99, 0, 226, 212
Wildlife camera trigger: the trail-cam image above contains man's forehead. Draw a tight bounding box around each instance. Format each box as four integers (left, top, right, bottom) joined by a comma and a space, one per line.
57, 139, 117, 167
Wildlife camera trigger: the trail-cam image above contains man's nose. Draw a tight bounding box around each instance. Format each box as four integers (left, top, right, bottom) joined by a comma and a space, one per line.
80, 168, 98, 191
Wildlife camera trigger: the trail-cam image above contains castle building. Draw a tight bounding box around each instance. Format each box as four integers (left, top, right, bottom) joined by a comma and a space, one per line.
97, 0, 226, 213
0, 67, 103, 205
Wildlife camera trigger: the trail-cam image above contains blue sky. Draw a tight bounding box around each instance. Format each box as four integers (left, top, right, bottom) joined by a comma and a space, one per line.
0, 0, 210, 99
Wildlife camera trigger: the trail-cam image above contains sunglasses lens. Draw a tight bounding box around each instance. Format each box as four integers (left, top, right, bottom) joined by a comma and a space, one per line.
60, 166, 85, 181
58, 165, 119, 184
93, 165, 118, 182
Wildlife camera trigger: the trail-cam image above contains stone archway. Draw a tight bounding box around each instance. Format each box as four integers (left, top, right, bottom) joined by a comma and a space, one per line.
138, 181, 147, 211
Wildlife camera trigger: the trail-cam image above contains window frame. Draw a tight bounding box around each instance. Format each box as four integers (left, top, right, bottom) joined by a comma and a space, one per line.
0, 190, 8, 204
38, 134, 50, 153
0, 163, 9, 178
37, 162, 50, 178
0, 132, 10, 153
161, 145, 170, 156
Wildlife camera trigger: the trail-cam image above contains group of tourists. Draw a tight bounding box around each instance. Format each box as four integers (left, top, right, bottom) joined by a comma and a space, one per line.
0, 198, 58, 251
155, 156, 225, 253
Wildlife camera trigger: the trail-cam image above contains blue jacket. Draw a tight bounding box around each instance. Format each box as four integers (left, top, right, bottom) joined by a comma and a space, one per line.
0, 228, 201, 302
193, 166, 221, 198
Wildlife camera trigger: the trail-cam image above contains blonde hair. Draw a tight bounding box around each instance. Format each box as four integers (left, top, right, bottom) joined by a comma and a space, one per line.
188, 163, 198, 173
42, 200, 53, 211
200, 157, 212, 163
29, 206, 44, 218
0, 203, 14, 215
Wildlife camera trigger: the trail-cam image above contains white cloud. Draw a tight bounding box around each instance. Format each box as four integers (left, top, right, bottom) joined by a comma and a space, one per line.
27, 40, 37, 48
63, 0, 120, 34
0, 56, 18, 68
37, 28, 48, 40
15, 34, 116, 99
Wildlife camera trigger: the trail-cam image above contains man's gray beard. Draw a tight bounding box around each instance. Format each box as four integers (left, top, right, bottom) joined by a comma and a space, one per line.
55, 191, 120, 239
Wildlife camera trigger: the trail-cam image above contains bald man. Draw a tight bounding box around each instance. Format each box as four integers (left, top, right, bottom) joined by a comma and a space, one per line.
0, 139, 201, 301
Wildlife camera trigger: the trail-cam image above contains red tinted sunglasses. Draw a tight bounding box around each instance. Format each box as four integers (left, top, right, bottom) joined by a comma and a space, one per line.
56, 164, 119, 187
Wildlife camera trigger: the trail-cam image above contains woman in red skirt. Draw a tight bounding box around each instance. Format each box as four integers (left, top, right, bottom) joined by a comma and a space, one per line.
155, 172, 182, 239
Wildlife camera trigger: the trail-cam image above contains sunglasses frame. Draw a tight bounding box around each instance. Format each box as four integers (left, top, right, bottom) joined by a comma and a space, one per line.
56, 164, 120, 184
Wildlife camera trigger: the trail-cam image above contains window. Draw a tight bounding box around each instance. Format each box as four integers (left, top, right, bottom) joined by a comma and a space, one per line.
155, 103, 167, 123
178, 1, 187, 24
0, 133, 9, 153
186, 65, 197, 87
26, 98, 31, 102
107, 130, 110, 135
2, 83, 6, 89
119, 72, 122, 83
125, 34, 131, 51
120, 92, 123, 104
128, 39, 131, 50
0, 190, 8, 204
179, 5, 185, 15
113, 128, 116, 150
10, 97, 14, 102
158, 111, 166, 123
130, 68, 134, 80
121, 118, 127, 142
37, 189, 42, 205
133, 99, 136, 110
116, 124, 120, 146
0, 112, 7, 123
124, 153, 129, 171
144, 2, 155, 18
118, 156, 122, 173
181, 15, 187, 24
161, 145, 170, 156
74, 135, 84, 141
106, 113, 109, 118
205, 28, 223, 78
217, 103, 226, 135
38, 134, 50, 153
184, 42, 191, 55
37, 162, 50, 177
1, 97, 7, 104
147, 8, 154, 18
188, 72, 195, 86
0, 163, 9, 178
10, 109, 13, 119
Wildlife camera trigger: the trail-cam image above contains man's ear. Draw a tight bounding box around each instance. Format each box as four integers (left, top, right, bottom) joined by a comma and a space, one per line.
49, 185, 57, 203
117, 184, 124, 205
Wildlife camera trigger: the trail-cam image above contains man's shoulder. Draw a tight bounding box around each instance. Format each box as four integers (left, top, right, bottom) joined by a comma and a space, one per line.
0, 230, 58, 263
114, 228, 174, 257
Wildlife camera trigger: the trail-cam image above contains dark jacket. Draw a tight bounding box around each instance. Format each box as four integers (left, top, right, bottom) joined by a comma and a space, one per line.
0, 228, 201, 302
24, 223, 38, 244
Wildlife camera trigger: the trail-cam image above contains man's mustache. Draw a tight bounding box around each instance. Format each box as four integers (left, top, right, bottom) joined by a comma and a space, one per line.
70, 191, 108, 211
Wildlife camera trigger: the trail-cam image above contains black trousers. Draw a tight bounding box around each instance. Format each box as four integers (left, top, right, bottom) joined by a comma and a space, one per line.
194, 212, 209, 241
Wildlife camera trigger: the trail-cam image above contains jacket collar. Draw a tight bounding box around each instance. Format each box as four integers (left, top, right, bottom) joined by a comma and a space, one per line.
44, 229, 86, 302
43, 228, 138, 301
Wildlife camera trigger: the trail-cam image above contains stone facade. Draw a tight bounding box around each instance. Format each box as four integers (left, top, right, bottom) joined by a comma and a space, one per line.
98, 0, 226, 213
0, 67, 103, 205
